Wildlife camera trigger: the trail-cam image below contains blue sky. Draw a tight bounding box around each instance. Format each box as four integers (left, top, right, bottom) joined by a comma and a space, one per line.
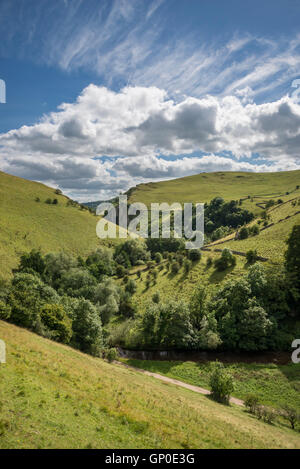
1, 0, 300, 200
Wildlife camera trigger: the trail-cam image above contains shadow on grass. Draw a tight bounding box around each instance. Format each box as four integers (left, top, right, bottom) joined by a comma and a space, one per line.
208, 265, 235, 283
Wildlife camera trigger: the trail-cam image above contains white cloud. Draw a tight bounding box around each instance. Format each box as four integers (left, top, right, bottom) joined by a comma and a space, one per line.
1, 84, 300, 200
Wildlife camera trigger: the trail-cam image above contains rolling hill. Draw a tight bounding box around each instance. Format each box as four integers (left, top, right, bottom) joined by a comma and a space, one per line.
128, 170, 300, 215
1, 320, 299, 449
0, 171, 118, 279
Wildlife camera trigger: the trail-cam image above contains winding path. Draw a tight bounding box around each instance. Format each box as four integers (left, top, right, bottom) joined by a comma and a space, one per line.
115, 361, 244, 407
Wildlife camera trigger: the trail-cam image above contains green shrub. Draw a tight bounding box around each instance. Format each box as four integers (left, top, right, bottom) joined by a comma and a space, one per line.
105, 347, 118, 363
239, 226, 249, 239
125, 279, 137, 295
244, 394, 260, 414
246, 249, 259, 264
40, 304, 72, 344
171, 261, 180, 274
188, 249, 201, 261
209, 362, 234, 405
154, 252, 163, 264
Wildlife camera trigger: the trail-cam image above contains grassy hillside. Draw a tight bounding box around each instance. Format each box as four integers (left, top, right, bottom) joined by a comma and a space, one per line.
128, 170, 300, 213
0, 171, 118, 279
209, 196, 300, 263
126, 251, 247, 312
1, 320, 299, 449
123, 359, 300, 412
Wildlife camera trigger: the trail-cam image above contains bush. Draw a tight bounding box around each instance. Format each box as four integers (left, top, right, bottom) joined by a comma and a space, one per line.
206, 257, 213, 268
246, 249, 259, 264
214, 249, 236, 271
116, 265, 126, 278
239, 226, 249, 239
125, 279, 137, 295
154, 252, 163, 264
40, 304, 72, 343
244, 394, 260, 414
105, 347, 118, 363
251, 224, 260, 236
171, 261, 180, 274
45, 198, 52, 204
209, 362, 234, 405
52, 198, 58, 205
188, 249, 201, 261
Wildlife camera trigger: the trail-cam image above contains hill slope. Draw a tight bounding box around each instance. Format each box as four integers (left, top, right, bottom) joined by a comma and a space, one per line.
0, 171, 112, 279
0, 320, 299, 449
128, 170, 300, 213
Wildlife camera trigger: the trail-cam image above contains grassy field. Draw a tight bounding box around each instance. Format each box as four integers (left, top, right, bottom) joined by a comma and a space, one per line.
128, 251, 248, 312
1, 320, 300, 449
214, 197, 300, 263
123, 359, 300, 412
128, 170, 300, 214
0, 171, 119, 279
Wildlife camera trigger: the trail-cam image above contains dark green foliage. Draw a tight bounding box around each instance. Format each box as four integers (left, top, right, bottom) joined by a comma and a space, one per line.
188, 249, 201, 261
114, 239, 150, 267
204, 197, 254, 234
105, 347, 118, 363
58, 268, 97, 300
119, 291, 136, 318
52, 198, 58, 205
45, 198, 52, 204
116, 265, 126, 278
125, 279, 137, 295
246, 249, 259, 264
70, 298, 103, 356
40, 304, 72, 343
17, 249, 46, 276
285, 224, 300, 297
214, 249, 236, 271
85, 247, 115, 280
146, 237, 185, 254
154, 252, 162, 264
139, 300, 196, 349
171, 261, 180, 274
209, 362, 234, 405
239, 226, 249, 239
8, 273, 60, 330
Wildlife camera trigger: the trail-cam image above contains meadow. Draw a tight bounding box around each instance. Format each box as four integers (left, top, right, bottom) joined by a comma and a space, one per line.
0, 171, 119, 279
1, 320, 299, 449
122, 359, 300, 411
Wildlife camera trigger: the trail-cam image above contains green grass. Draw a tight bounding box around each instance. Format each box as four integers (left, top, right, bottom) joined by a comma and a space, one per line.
0, 171, 118, 279
220, 206, 300, 263
1, 320, 300, 449
122, 359, 300, 412
129, 251, 248, 312
129, 170, 300, 214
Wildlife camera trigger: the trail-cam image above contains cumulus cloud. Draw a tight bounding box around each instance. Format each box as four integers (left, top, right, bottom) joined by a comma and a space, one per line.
1, 84, 300, 200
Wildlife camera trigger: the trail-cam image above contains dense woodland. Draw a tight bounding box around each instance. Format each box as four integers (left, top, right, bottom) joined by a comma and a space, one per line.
0, 221, 299, 356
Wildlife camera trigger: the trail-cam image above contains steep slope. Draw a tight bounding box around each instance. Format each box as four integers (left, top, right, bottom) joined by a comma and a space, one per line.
0, 171, 112, 278
0, 320, 299, 449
